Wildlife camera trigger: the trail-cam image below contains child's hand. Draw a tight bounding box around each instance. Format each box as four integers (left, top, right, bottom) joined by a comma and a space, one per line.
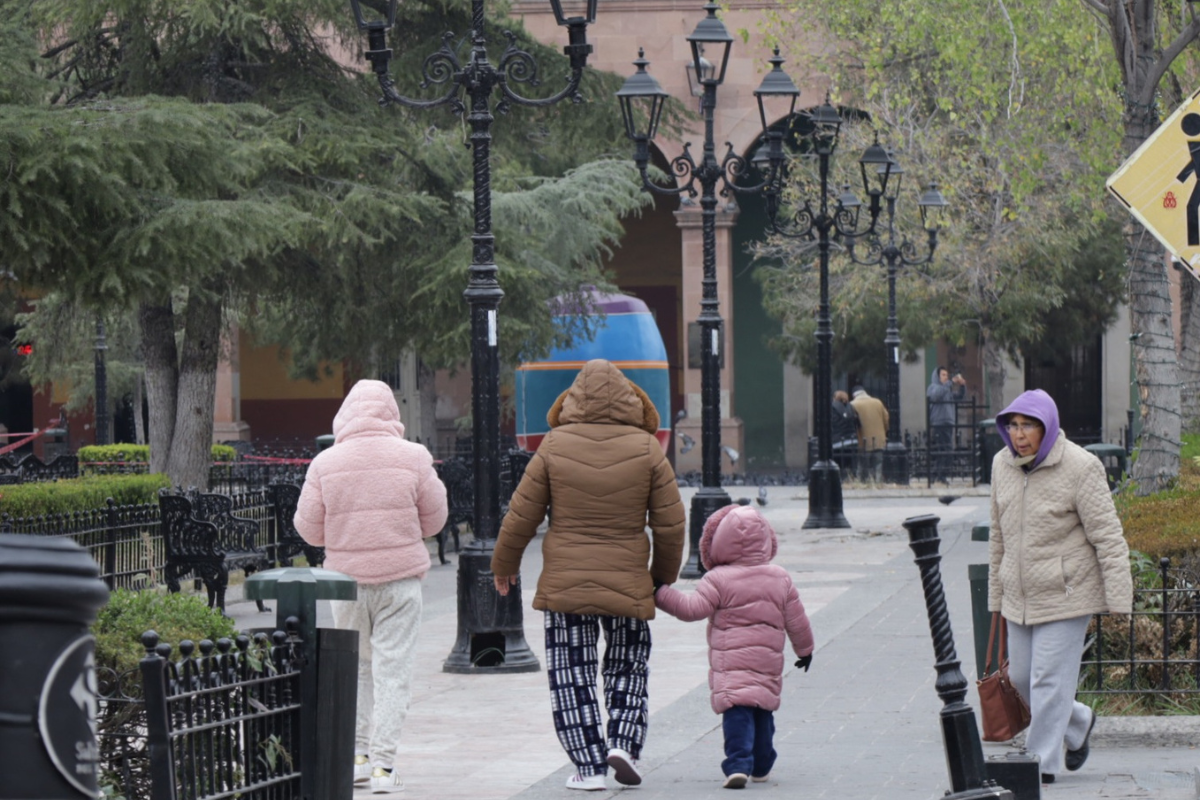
794, 655, 813, 672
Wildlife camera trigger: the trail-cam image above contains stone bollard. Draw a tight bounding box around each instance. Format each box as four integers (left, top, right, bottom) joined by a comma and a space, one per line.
0, 533, 110, 799
903, 514, 1013, 800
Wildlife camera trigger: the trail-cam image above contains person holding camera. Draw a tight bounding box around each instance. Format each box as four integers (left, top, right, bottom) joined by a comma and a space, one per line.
926, 367, 966, 483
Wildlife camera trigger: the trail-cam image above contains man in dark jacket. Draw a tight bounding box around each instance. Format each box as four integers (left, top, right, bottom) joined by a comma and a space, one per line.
926, 367, 966, 483
830, 390, 858, 471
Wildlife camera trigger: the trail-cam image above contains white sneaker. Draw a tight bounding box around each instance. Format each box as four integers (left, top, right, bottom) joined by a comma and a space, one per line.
370, 767, 404, 794
565, 773, 606, 791
606, 748, 642, 786
723, 773, 748, 789
354, 755, 372, 787
751, 774, 770, 783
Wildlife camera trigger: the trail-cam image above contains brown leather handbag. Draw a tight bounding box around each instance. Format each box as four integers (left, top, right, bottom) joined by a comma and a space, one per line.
976, 612, 1031, 742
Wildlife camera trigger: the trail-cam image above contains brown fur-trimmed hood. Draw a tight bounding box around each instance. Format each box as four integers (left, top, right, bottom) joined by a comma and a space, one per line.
546, 359, 660, 434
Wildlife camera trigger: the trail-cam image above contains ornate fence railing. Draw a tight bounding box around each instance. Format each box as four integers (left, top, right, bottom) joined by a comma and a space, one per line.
96, 629, 304, 800
1080, 556, 1200, 695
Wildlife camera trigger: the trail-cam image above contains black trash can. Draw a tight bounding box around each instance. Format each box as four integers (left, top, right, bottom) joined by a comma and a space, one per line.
0, 534, 110, 800
1084, 443, 1126, 491
43, 427, 68, 461
976, 419, 1003, 484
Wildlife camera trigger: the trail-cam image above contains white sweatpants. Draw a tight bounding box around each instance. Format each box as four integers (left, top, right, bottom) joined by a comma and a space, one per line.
333, 577, 423, 769
1006, 615, 1094, 775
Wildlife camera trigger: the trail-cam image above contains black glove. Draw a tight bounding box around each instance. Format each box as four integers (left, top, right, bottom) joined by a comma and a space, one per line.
652, 578, 666, 594
794, 655, 813, 672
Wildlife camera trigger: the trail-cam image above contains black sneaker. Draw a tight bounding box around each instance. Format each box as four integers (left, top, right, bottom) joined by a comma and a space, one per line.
1065, 710, 1097, 771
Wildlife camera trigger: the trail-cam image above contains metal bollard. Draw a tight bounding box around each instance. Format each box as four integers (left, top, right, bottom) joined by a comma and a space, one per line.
0, 534, 110, 799
246, 567, 358, 800
903, 514, 1013, 800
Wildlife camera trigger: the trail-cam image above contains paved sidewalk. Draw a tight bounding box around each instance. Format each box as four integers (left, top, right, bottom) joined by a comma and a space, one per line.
225, 488, 1200, 800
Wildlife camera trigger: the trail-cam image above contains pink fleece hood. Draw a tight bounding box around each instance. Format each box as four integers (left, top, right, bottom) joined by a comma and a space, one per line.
699, 504, 779, 571
332, 379, 406, 443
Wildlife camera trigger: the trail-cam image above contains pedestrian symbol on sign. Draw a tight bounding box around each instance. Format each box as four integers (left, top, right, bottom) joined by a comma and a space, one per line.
1107, 86, 1200, 278
1176, 113, 1200, 245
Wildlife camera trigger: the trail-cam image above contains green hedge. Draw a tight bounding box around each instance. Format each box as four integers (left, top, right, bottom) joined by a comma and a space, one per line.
0, 474, 171, 517
94, 588, 238, 676
78, 443, 238, 464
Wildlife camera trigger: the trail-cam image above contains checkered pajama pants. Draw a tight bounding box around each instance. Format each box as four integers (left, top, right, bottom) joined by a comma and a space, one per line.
544, 611, 652, 777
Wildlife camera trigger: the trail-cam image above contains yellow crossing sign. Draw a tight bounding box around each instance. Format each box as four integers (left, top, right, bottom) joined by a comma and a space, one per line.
1108, 87, 1200, 276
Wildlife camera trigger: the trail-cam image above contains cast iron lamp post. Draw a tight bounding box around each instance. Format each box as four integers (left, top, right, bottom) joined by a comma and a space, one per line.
617, 6, 805, 576
845, 156, 949, 484
756, 108, 894, 528
350, 0, 598, 673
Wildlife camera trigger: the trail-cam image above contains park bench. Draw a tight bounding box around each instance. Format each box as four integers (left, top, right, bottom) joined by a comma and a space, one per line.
267, 482, 325, 568
434, 457, 473, 565
431, 449, 534, 565
159, 489, 269, 613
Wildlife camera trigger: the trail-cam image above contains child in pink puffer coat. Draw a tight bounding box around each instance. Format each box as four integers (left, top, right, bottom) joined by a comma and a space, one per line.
654, 504, 813, 789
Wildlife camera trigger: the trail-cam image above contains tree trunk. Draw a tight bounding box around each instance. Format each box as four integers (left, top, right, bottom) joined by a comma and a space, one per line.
139, 299, 178, 475
165, 291, 223, 491
980, 335, 1008, 419
1178, 267, 1200, 433
1114, 7, 1184, 493
1126, 224, 1181, 493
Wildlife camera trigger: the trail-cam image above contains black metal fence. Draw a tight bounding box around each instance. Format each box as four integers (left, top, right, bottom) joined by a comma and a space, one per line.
1080, 556, 1200, 696
97, 628, 303, 800
1, 488, 281, 590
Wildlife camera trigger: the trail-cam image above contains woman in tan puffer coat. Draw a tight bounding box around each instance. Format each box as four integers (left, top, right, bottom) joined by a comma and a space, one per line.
988, 389, 1131, 785
492, 358, 685, 791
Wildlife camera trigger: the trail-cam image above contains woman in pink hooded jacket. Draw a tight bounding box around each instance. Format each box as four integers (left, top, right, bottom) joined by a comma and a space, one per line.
654, 504, 814, 789
294, 380, 448, 794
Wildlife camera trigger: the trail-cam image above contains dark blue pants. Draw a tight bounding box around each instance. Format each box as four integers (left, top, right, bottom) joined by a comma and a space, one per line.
721, 706, 776, 778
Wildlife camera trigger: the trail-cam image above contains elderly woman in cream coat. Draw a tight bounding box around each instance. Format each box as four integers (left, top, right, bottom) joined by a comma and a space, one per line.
988, 389, 1132, 785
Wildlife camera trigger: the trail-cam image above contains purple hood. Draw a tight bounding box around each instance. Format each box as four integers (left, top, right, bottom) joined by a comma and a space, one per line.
995, 389, 1060, 468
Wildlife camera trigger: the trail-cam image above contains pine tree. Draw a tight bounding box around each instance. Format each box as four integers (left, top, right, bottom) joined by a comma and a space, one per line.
1, 0, 648, 488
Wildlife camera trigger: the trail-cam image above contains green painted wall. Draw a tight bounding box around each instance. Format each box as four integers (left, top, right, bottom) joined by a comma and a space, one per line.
732, 189, 786, 469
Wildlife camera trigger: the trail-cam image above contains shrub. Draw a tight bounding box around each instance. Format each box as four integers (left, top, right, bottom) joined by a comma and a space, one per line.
78, 443, 238, 466
94, 588, 238, 676
0, 474, 171, 517
1116, 440, 1200, 559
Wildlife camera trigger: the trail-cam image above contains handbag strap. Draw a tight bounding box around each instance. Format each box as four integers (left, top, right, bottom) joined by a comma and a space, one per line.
984, 611, 1003, 674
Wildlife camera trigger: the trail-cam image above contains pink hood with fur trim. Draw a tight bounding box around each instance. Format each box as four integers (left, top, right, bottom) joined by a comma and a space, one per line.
655, 505, 814, 713
294, 380, 448, 584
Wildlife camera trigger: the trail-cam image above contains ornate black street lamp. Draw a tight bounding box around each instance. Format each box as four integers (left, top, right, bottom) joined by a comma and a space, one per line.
846, 156, 949, 484
94, 318, 109, 446
756, 109, 894, 529
350, 0, 598, 673
617, 5, 800, 576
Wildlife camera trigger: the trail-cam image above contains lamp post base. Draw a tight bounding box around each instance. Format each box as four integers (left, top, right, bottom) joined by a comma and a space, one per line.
803, 461, 850, 529
442, 547, 541, 674
680, 487, 732, 578
883, 442, 910, 485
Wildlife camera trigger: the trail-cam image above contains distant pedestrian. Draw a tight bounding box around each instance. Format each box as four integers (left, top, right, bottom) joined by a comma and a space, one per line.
926, 367, 965, 483
850, 386, 888, 483
830, 390, 859, 471
492, 359, 686, 792
988, 389, 1132, 784
294, 380, 448, 794
654, 505, 814, 790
